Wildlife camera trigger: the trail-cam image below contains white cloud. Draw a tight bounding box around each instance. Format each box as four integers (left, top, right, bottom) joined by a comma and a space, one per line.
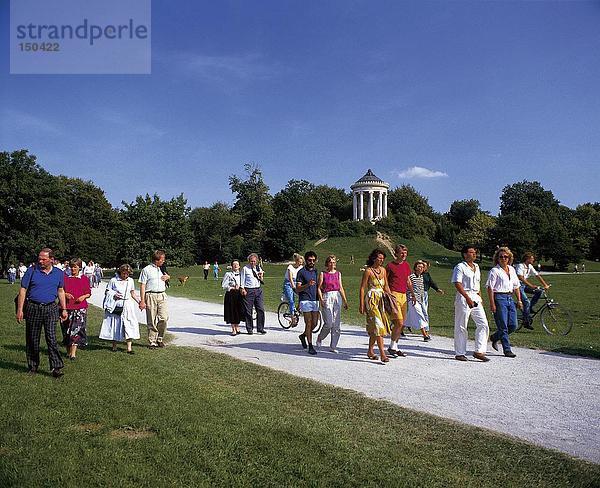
1, 109, 62, 136
395, 166, 448, 179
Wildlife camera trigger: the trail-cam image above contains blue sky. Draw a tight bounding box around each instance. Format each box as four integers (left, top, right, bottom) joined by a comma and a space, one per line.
2, 0, 599, 213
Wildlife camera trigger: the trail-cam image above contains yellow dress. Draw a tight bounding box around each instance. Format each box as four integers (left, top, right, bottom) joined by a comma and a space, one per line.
365, 270, 391, 337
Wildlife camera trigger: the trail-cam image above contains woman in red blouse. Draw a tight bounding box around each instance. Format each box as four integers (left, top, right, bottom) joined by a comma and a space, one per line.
62, 258, 92, 360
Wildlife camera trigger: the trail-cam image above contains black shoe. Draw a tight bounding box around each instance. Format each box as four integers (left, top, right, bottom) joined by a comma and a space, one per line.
406, 327, 413, 333
491, 337, 499, 351
27, 367, 38, 376
387, 347, 398, 358
308, 345, 317, 355
258, 330, 267, 335
504, 351, 517, 358
51, 368, 64, 378
455, 355, 468, 362
423, 335, 432, 342
299, 333, 307, 349
400, 331, 407, 337
69, 356, 76, 361
523, 322, 534, 330
247, 330, 254, 335
127, 350, 135, 355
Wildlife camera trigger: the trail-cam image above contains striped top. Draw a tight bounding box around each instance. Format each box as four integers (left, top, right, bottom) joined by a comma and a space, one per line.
408, 273, 425, 303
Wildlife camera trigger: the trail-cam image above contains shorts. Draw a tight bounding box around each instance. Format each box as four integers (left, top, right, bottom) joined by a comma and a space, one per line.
389, 291, 408, 321
299, 300, 319, 313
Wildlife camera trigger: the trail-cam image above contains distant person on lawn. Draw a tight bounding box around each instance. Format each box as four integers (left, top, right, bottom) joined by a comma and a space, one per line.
296, 251, 320, 355
16, 248, 67, 377
139, 250, 170, 348
203, 261, 210, 280
451, 245, 490, 362
515, 252, 550, 330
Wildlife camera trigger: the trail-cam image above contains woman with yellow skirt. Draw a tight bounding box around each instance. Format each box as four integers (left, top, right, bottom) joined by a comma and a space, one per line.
359, 249, 391, 363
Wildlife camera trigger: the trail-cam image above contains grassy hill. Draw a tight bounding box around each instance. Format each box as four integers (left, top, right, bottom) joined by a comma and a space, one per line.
167, 235, 600, 359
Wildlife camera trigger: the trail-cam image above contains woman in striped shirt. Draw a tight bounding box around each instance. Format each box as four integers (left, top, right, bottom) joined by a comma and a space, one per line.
406, 260, 432, 342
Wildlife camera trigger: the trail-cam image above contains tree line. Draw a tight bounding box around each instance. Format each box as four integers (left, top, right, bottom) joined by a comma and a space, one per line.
2, 150, 598, 271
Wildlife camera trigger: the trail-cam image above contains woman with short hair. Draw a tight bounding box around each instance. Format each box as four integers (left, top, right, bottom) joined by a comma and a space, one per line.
222, 260, 244, 336
61, 258, 92, 360
100, 264, 141, 354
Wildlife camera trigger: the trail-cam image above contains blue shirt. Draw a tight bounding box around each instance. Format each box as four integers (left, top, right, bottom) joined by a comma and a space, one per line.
296, 267, 318, 302
21, 265, 64, 303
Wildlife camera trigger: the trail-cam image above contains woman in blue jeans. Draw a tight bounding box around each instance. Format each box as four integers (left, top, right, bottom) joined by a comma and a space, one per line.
282, 253, 304, 325
486, 247, 523, 358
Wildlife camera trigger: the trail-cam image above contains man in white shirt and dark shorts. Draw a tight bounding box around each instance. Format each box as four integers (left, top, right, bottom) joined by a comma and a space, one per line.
515, 252, 550, 330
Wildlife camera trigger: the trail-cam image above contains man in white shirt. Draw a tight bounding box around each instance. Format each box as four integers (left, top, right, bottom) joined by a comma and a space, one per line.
139, 250, 170, 348
451, 245, 490, 362
239, 253, 266, 335
515, 252, 549, 330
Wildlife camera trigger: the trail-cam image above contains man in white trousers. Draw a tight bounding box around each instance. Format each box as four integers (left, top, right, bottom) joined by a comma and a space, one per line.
451, 245, 490, 362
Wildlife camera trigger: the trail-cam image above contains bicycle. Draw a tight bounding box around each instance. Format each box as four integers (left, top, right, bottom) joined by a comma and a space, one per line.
516, 287, 573, 336
277, 300, 322, 333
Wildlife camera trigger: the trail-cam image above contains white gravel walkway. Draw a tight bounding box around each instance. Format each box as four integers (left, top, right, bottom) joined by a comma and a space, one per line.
89, 287, 600, 464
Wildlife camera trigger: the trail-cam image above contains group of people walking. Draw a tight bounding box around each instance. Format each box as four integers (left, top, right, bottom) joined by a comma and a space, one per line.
14, 243, 549, 376
15, 248, 171, 377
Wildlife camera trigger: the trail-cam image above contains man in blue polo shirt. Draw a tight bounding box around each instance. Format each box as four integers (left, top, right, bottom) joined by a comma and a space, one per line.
16, 248, 68, 377
296, 251, 319, 355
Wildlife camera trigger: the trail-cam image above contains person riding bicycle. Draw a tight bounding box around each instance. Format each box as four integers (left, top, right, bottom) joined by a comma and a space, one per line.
282, 253, 304, 326
515, 252, 550, 330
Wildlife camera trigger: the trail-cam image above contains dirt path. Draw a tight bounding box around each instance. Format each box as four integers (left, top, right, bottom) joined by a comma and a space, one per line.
88, 286, 600, 464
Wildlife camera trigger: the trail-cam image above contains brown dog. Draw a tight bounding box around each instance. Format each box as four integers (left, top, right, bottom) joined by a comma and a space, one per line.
178, 276, 189, 286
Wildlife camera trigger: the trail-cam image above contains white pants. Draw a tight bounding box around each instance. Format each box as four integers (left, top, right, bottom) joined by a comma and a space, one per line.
318, 291, 341, 348
454, 291, 489, 355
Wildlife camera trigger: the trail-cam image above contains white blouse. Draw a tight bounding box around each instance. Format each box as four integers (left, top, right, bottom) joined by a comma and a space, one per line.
486, 265, 520, 293
221, 271, 241, 291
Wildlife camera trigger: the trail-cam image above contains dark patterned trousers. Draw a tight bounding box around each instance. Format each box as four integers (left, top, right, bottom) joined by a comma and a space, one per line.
25, 302, 64, 371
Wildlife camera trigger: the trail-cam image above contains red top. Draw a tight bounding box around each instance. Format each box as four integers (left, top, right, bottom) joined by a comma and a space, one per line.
64, 275, 91, 310
386, 261, 411, 293
321, 271, 341, 292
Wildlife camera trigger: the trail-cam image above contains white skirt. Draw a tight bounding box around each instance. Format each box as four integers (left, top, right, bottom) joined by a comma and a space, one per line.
99, 299, 140, 341
406, 299, 429, 330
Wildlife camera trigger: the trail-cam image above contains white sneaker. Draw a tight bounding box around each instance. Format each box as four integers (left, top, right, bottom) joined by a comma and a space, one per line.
316, 339, 322, 348
329, 347, 339, 353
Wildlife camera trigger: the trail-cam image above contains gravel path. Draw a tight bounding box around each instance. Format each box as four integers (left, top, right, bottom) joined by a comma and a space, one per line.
89, 287, 600, 464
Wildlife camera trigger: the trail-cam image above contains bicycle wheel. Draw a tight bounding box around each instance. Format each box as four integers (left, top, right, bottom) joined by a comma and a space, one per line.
311, 312, 323, 334
277, 301, 294, 329
540, 303, 573, 336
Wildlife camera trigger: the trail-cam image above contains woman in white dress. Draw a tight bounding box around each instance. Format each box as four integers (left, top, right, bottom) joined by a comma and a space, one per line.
100, 264, 141, 354
406, 260, 432, 342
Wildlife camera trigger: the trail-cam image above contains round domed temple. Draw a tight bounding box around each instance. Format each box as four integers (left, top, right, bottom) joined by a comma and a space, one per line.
350, 169, 389, 221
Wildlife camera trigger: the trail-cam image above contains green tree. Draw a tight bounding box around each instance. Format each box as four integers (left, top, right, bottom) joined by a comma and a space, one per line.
120, 194, 194, 267
0, 150, 62, 270
229, 164, 273, 257
388, 184, 435, 219
454, 212, 496, 255
448, 199, 481, 229
266, 180, 330, 260
189, 203, 242, 263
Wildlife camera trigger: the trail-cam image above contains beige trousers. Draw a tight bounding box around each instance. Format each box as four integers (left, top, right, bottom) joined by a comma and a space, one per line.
145, 292, 169, 344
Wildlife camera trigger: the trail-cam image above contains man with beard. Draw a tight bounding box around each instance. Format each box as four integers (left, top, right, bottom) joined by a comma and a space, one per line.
296, 251, 319, 355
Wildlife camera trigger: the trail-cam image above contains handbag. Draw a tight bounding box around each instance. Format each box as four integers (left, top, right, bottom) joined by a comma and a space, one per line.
106, 280, 128, 315
370, 268, 398, 316
382, 292, 399, 316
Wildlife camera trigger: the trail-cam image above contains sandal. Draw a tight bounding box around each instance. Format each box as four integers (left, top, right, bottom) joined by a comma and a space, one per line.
381, 355, 389, 363
367, 353, 379, 360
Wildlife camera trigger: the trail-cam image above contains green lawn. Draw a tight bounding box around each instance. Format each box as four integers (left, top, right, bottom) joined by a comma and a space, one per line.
167, 236, 600, 359
1, 284, 599, 487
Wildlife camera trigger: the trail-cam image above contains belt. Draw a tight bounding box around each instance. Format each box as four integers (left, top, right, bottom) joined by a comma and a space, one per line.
244, 287, 260, 290
145, 291, 165, 294
27, 300, 56, 306
494, 291, 513, 295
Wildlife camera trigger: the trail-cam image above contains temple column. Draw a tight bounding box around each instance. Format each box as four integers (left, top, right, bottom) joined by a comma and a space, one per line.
383, 191, 388, 217
359, 192, 364, 220
368, 191, 374, 220
353, 192, 357, 220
